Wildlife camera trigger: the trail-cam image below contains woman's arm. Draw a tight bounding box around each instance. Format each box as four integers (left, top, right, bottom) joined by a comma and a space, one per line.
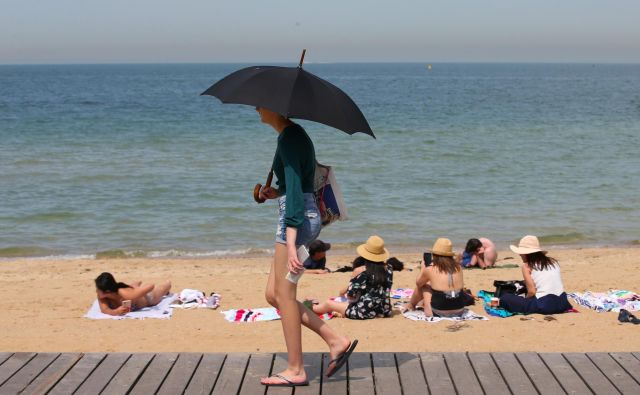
415, 266, 430, 288
120, 284, 155, 300
339, 267, 366, 295
522, 265, 536, 298
98, 299, 128, 316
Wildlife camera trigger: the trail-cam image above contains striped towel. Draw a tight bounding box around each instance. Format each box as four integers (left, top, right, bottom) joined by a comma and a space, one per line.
221, 307, 333, 322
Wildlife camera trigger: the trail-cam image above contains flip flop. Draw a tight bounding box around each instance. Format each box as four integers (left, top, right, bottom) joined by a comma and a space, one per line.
326, 339, 359, 378
260, 374, 309, 387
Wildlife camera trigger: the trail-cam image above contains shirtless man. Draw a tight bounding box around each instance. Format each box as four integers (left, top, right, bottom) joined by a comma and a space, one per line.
459, 237, 497, 269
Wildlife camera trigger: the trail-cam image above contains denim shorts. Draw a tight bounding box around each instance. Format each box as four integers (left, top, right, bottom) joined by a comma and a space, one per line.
275, 193, 321, 246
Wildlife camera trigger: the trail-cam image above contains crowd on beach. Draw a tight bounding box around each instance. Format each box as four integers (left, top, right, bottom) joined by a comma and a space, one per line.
95, 234, 571, 320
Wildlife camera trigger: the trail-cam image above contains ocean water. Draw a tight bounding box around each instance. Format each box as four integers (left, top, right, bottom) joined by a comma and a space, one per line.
1, 63, 639, 258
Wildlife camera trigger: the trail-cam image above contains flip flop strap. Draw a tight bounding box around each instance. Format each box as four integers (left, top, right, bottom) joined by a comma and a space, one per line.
272, 374, 293, 384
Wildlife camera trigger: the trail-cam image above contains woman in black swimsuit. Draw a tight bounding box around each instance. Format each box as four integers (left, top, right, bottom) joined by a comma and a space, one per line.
403, 238, 465, 317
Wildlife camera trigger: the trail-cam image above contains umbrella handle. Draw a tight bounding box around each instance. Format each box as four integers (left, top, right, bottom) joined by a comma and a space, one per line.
253, 170, 274, 204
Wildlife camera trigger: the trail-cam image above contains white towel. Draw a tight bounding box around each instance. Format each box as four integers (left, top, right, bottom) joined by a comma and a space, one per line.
402, 308, 488, 322
84, 294, 177, 320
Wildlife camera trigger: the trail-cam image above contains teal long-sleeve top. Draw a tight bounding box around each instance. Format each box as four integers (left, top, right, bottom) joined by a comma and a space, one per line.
272, 123, 316, 228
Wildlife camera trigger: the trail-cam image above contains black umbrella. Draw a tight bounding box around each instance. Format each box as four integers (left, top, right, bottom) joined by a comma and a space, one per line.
201, 50, 375, 138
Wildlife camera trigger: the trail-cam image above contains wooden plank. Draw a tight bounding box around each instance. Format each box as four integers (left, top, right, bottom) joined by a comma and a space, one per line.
516, 352, 565, 394
610, 353, 640, 385
0, 353, 12, 366
184, 353, 226, 395
48, 353, 106, 395
588, 352, 640, 394
395, 352, 427, 395
633, 353, 640, 362
372, 353, 402, 395
468, 352, 510, 395
321, 352, 348, 395
265, 352, 292, 395
539, 353, 591, 394
20, 353, 82, 395
157, 353, 202, 395
347, 352, 374, 395
420, 352, 455, 395
238, 353, 273, 395
491, 352, 536, 395
0, 353, 58, 394
129, 353, 178, 395
0, 352, 35, 386
211, 353, 249, 395
296, 352, 324, 395
443, 352, 483, 395
564, 352, 620, 394
75, 352, 130, 394
101, 353, 154, 395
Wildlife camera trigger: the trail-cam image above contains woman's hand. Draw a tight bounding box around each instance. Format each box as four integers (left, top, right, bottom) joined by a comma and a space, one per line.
115, 306, 130, 315
285, 227, 303, 274
259, 186, 280, 200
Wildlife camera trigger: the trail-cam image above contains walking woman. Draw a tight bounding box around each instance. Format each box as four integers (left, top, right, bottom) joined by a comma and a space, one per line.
256, 107, 357, 387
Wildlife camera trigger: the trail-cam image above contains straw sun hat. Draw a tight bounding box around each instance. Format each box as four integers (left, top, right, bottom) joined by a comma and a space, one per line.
430, 238, 455, 257
510, 235, 547, 255
356, 235, 389, 263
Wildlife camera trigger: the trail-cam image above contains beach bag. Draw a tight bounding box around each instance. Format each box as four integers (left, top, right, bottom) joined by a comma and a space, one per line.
493, 280, 527, 297
314, 162, 348, 227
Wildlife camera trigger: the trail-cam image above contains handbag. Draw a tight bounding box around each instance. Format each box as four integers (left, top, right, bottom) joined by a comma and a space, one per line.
314, 162, 348, 227
493, 280, 527, 297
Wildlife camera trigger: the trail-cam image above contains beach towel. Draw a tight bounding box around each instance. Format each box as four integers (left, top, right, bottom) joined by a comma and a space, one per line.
478, 290, 515, 317
391, 288, 414, 299
169, 289, 221, 309
222, 307, 333, 322
402, 308, 488, 323
568, 290, 640, 313
84, 294, 177, 320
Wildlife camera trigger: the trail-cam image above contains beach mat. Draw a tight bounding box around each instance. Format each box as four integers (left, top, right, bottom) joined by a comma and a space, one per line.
84, 294, 176, 320
568, 290, 640, 312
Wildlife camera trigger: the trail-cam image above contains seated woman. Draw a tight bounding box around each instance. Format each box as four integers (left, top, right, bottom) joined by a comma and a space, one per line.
499, 235, 572, 315
403, 238, 465, 317
94, 272, 172, 316
312, 235, 393, 319
457, 237, 497, 268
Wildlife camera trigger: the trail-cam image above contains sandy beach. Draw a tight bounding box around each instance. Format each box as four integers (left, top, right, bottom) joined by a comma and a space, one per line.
1, 246, 639, 353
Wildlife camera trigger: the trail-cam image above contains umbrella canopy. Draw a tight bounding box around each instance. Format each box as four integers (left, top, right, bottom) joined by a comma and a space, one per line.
201, 55, 374, 138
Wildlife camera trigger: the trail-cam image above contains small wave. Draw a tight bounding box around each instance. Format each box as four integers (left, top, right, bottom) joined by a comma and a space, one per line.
146, 248, 273, 258
537, 232, 586, 244
95, 249, 147, 259
0, 246, 53, 258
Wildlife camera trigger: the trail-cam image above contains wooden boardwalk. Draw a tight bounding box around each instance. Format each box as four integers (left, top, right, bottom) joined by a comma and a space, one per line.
1, 352, 639, 394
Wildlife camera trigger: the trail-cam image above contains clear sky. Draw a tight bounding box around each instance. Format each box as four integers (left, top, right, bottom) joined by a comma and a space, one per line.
1, 0, 639, 64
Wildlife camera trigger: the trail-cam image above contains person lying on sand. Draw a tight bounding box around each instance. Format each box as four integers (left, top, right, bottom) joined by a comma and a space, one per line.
303, 239, 332, 274
94, 272, 171, 315
312, 236, 393, 319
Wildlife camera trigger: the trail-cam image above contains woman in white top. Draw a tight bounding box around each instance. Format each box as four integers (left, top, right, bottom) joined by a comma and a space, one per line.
499, 235, 572, 315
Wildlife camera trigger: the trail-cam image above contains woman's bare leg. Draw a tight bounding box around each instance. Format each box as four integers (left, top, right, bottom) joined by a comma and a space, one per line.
149, 280, 171, 305
311, 299, 348, 316
262, 243, 350, 383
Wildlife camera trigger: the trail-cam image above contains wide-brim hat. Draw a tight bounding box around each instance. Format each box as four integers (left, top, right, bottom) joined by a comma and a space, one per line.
430, 238, 454, 257
356, 235, 389, 263
510, 235, 546, 255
